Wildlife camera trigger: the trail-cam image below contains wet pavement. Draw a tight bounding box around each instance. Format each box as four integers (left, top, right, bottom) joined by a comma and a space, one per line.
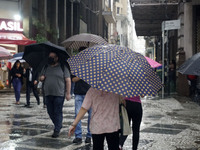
0, 92, 200, 150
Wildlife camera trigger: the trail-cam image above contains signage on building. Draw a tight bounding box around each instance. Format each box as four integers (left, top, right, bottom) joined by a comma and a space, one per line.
162, 19, 180, 31
0, 19, 23, 33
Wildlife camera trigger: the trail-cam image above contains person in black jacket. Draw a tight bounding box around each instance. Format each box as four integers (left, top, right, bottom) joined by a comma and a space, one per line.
24, 66, 40, 107
10, 60, 24, 105
72, 47, 92, 144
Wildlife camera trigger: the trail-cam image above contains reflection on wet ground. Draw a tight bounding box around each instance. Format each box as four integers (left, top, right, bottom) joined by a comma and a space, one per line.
0, 93, 200, 149
18, 138, 71, 149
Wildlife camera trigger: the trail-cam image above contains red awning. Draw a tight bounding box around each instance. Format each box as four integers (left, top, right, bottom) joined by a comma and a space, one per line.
0, 32, 36, 45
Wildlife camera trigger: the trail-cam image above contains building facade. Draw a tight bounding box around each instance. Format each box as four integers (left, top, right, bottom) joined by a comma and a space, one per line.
0, 0, 109, 88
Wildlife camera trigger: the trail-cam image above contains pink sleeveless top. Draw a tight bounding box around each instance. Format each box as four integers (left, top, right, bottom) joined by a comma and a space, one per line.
125, 96, 141, 103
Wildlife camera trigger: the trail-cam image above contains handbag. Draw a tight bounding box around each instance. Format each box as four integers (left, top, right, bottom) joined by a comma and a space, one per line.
37, 81, 43, 89
120, 103, 131, 136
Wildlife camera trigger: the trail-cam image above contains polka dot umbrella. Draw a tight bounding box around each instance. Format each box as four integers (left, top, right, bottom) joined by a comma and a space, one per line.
68, 44, 162, 97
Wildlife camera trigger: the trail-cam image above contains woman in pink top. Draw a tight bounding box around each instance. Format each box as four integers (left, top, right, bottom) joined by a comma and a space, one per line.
68, 87, 121, 150
119, 96, 143, 150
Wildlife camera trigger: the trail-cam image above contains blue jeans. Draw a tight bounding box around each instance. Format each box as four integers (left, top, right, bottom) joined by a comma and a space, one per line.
46, 96, 65, 132
12, 78, 22, 102
75, 94, 92, 138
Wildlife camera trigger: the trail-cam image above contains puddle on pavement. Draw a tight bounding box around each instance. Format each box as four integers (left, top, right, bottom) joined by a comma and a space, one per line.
15, 147, 37, 150
12, 121, 33, 126
152, 123, 189, 130
9, 135, 23, 140
23, 124, 53, 130
145, 115, 164, 119
141, 128, 182, 135
176, 148, 198, 150
139, 139, 154, 147
8, 114, 34, 119
74, 144, 92, 150
195, 141, 200, 144
0, 104, 11, 107
10, 128, 49, 136
18, 138, 71, 149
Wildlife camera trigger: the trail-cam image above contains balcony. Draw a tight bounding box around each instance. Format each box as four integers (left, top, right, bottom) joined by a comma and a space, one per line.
102, 6, 116, 23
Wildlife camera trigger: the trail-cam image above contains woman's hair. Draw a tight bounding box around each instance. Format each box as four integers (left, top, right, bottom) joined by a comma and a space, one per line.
78, 47, 87, 52
13, 60, 21, 69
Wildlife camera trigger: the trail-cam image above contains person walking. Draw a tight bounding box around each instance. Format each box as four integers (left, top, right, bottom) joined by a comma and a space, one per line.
40, 51, 71, 138
119, 96, 143, 150
72, 75, 91, 144
10, 60, 24, 105
24, 66, 40, 108
72, 46, 92, 144
68, 87, 121, 150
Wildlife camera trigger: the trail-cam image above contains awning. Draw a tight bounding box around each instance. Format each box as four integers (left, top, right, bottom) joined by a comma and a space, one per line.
0, 32, 36, 45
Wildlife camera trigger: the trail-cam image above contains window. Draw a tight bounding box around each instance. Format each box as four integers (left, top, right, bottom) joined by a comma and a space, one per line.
117, 7, 120, 14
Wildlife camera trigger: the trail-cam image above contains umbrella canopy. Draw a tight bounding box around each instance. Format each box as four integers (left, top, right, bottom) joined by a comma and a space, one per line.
8, 52, 25, 63
8, 57, 25, 63
68, 44, 162, 97
23, 41, 70, 72
145, 56, 162, 68
62, 33, 107, 49
13, 52, 24, 58
0, 46, 12, 60
178, 52, 200, 75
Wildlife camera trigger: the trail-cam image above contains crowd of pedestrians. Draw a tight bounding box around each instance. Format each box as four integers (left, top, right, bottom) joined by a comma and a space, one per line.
10, 50, 143, 150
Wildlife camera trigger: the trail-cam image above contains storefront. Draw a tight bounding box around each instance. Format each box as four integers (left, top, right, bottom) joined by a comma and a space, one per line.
0, 18, 36, 89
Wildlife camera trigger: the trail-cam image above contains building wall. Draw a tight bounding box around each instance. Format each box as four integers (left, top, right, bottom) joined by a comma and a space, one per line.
177, 0, 200, 96
0, 0, 20, 19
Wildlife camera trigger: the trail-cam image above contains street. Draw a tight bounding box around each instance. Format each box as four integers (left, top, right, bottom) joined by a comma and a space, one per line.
0, 92, 200, 150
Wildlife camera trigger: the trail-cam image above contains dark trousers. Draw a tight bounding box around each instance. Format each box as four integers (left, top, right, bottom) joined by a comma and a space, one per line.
189, 80, 197, 96
12, 78, 22, 102
46, 95, 65, 132
26, 82, 40, 105
92, 131, 119, 150
119, 101, 143, 150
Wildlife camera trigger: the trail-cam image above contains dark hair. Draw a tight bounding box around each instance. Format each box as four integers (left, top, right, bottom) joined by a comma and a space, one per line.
49, 51, 58, 57
78, 47, 87, 52
13, 60, 21, 69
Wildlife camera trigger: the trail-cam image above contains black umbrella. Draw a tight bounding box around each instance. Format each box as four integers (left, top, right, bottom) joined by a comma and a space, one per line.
178, 52, 200, 75
23, 41, 70, 72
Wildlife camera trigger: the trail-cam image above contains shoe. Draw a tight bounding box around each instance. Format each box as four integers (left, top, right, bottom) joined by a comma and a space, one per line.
52, 131, 59, 138
37, 100, 40, 105
85, 137, 91, 143
73, 138, 82, 144
15, 102, 20, 105
24, 104, 32, 108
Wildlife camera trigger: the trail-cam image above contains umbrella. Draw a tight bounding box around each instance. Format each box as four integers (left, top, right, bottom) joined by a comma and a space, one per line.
178, 52, 200, 75
145, 56, 162, 68
8, 52, 25, 63
23, 41, 70, 72
13, 52, 24, 58
8, 57, 25, 63
62, 33, 107, 49
0, 46, 12, 60
68, 44, 162, 97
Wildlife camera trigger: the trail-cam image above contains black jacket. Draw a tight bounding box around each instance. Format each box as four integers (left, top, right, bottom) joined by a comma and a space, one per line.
10, 67, 24, 84
24, 68, 39, 86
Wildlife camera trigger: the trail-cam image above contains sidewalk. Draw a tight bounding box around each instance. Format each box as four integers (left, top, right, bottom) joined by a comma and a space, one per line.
0, 92, 200, 149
